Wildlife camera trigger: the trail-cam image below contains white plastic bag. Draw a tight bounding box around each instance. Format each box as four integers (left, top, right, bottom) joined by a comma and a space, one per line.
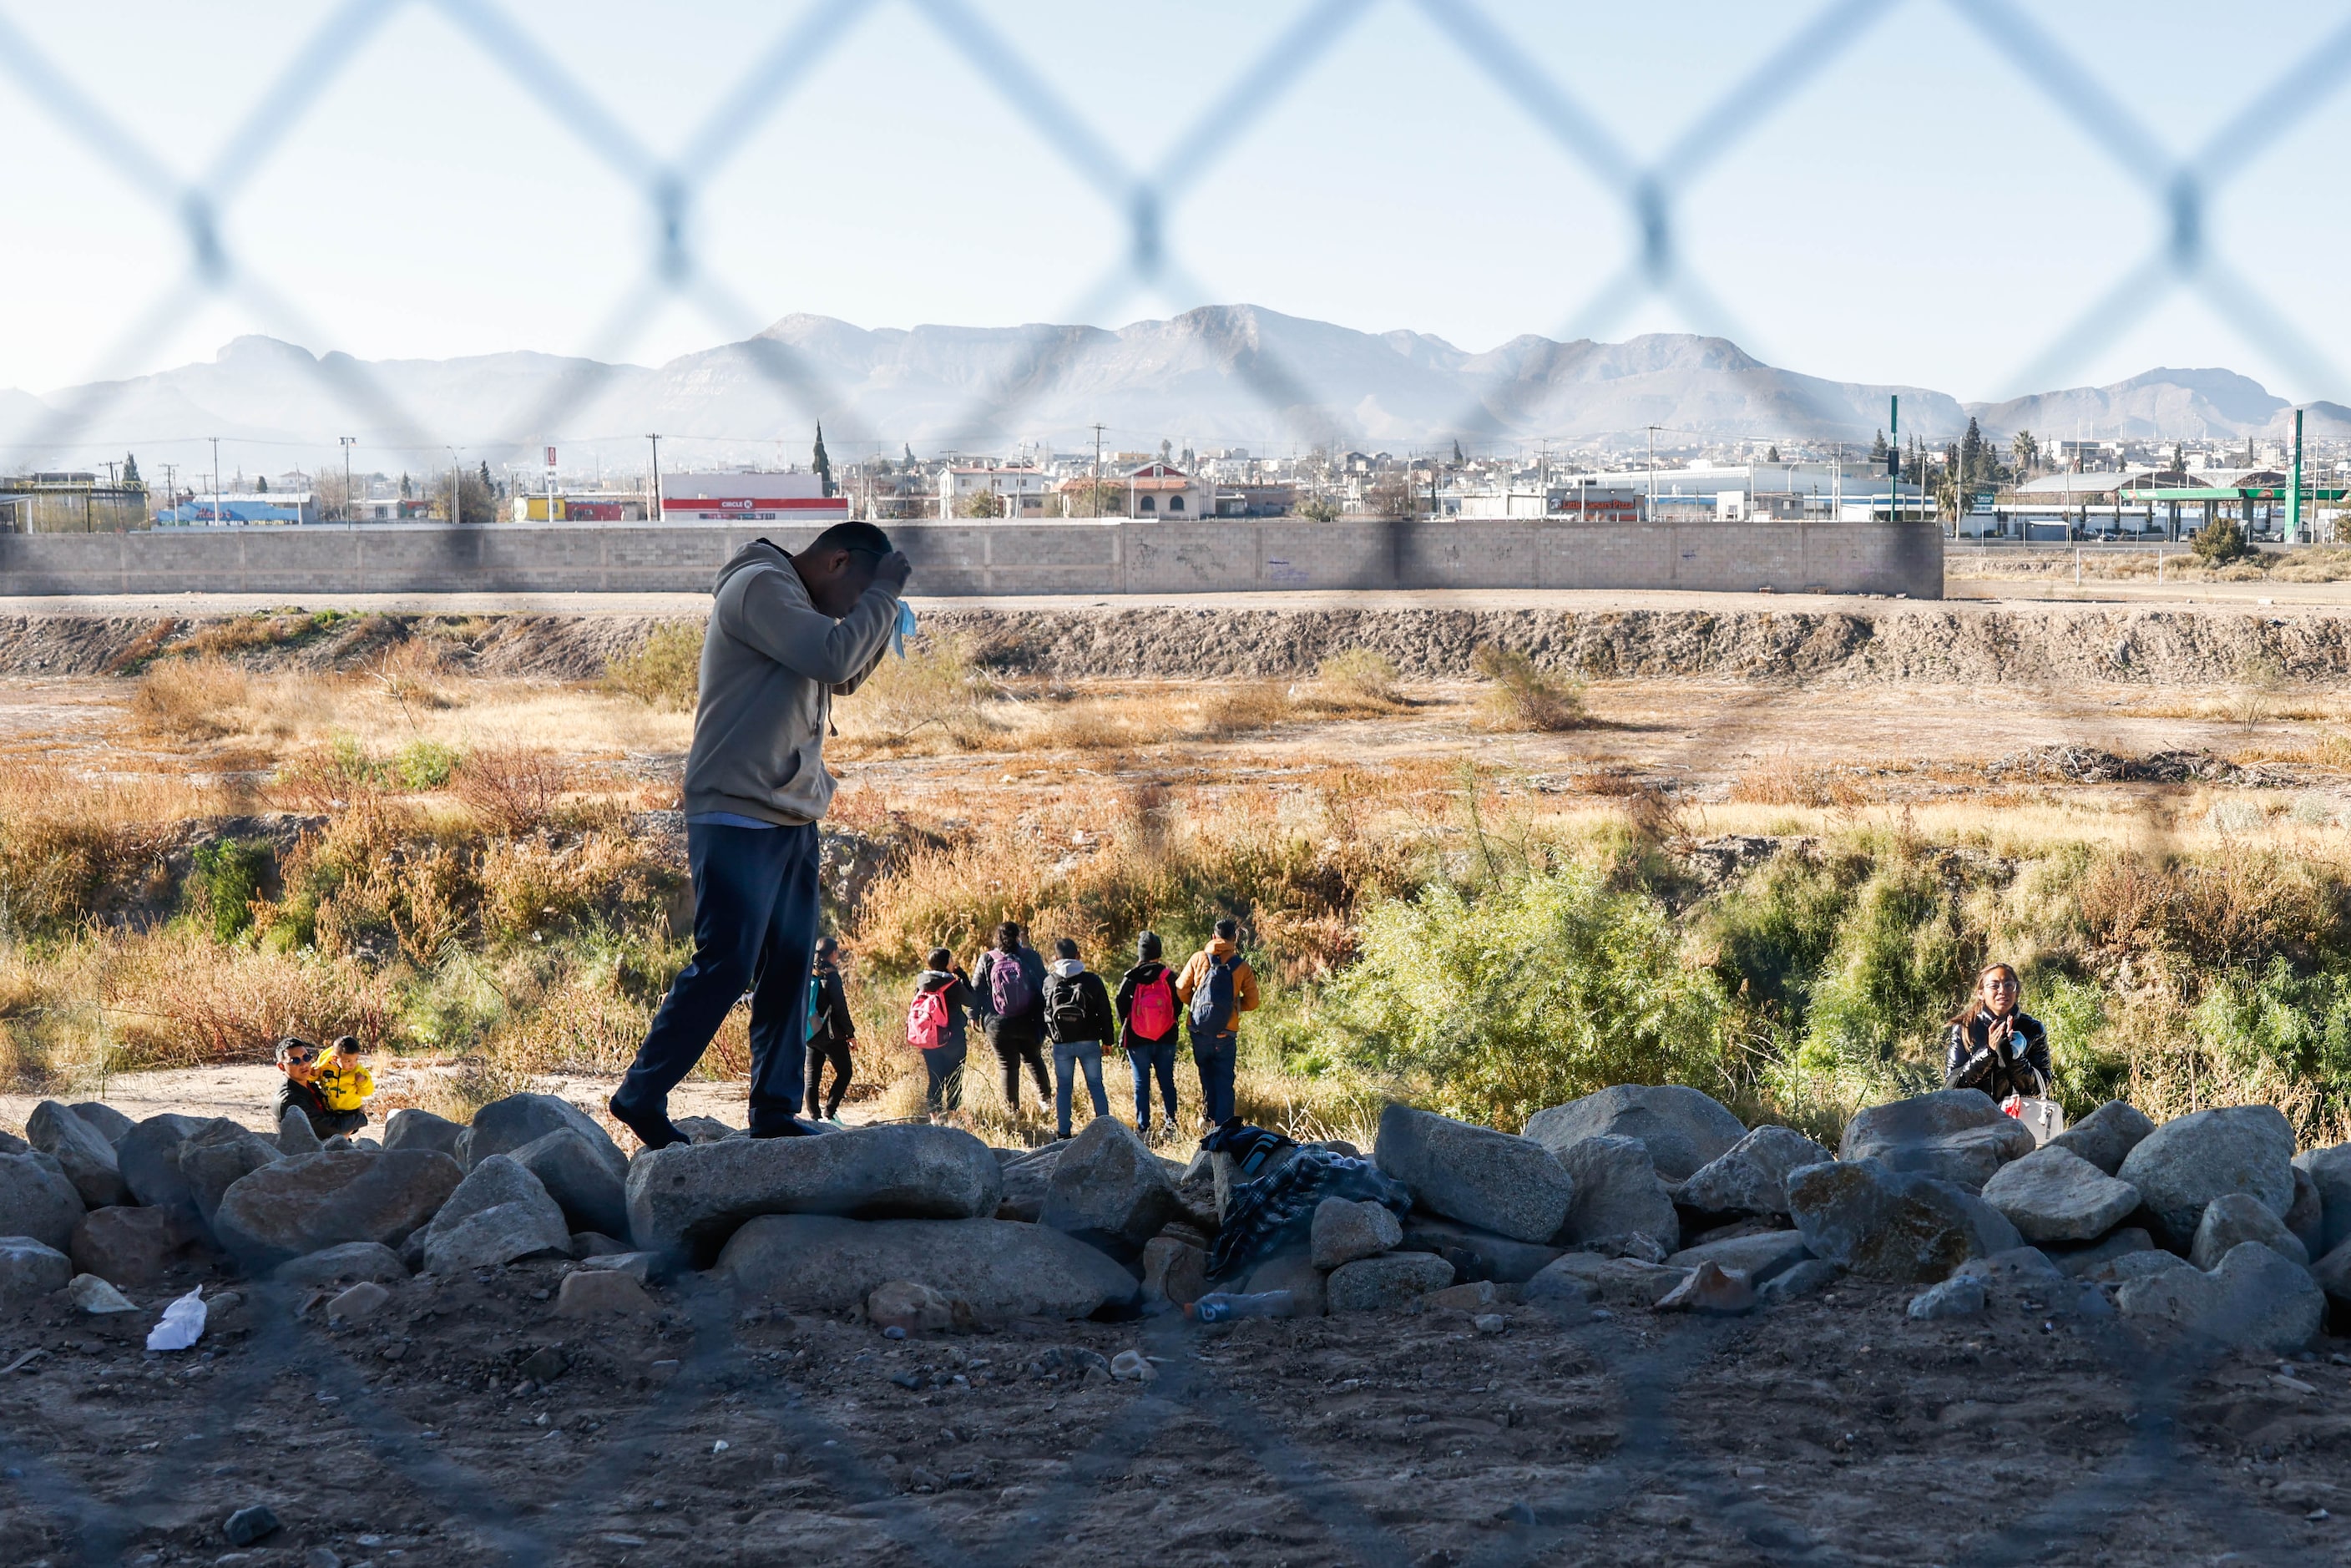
145, 1286, 208, 1353
2002, 1094, 2067, 1146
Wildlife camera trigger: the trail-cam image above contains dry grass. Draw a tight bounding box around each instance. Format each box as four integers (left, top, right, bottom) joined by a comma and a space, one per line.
1196, 680, 1294, 737
131, 656, 252, 740
1474, 646, 1586, 731
1730, 752, 1873, 809
1296, 649, 1407, 716
452, 744, 574, 836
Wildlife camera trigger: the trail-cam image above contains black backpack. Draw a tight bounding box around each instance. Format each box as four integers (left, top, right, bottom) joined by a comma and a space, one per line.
1045, 973, 1092, 1035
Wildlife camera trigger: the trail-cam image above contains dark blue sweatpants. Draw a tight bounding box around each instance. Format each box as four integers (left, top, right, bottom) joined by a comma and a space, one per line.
615, 820, 819, 1136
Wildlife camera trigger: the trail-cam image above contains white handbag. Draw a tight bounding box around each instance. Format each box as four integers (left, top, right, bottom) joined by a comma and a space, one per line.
2003, 1094, 2066, 1146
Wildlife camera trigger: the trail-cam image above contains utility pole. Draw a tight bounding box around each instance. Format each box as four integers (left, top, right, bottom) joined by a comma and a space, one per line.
1090, 422, 1105, 518
209, 436, 221, 526
447, 448, 462, 526
2290, 407, 2305, 545
1886, 396, 1898, 522
646, 433, 664, 523
340, 437, 356, 523
1646, 424, 1661, 520
161, 463, 175, 521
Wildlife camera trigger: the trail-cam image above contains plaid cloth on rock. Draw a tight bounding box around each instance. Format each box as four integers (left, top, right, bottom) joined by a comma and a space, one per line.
1204, 1125, 1413, 1283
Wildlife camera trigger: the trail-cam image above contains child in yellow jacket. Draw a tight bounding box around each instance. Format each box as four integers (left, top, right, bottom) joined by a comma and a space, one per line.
313, 1034, 374, 1115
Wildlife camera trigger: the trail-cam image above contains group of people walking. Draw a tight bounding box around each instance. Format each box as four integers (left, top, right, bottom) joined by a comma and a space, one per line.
908, 918, 1260, 1138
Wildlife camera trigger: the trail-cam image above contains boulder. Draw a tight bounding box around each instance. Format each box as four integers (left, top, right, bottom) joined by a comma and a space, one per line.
2296, 1144, 2351, 1258
65, 1102, 134, 1146
68, 1206, 189, 1287
327, 1281, 391, 1323
2285, 1167, 2324, 1259
1170, 1153, 1220, 1233
276, 1106, 322, 1156
1980, 1146, 2142, 1243
1310, 1198, 1402, 1271
271, 1242, 410, 1288
627, 1125, 1004, 1262
2314, 1239, 2351, 1314
26, 1101, 129, 1210
115, 1114, 205, 1220
179, 1120, 284, 1230
0, 1130, 23, 1154
1423, 1280, 1504, 1313
463, 1094, 627, 1181
1653, 1259, 1754, 1315
1038, 1115, 1179, 1261
382, 1109, 467, 1161
867, 1279, 954, 1334
1241, 1251, 1327, 1317
1666, 1229, 1813, 1287
1375, 1104, 1572, 1244
211, 1149, 463, 1272
1677, 1125, 1833, 1217
1551, 1134, 1678, 1253
1758, 1257, 1841, 1303
2116, 1240, 2323, 1353
508, 1127, 630, 1241
995, 1146, 1064, 1223
420, 1156, 570, 1274
1786, 1159, 2022, 1283
2046, 1228, 2154, 1277
558, 1270, 654, 1317
1951, 1246, 2065, 1285
1393, 1216, 1562, 1284
68, 1273, 137, 1314
2189, 1192, 2308, 1271
575, 1250, 653, 1281
0, 1151, 85, 1252
1908, 1276, 1988, 1320
1839, 1089, 2010, 1160
0, 1235, 73, 1298
1140, 1233, 1208, 1308
1521, 1085, 1747, 1181
569, 1232, 632, 1258
2116, 1105, 2295, 1250
1524, 1251, 1691, 1308
675, 1116, 743, 1145
714, 1213, 1137, 1319
2046, 1100, 2155, 1176
1326, 1252, 1456, 1313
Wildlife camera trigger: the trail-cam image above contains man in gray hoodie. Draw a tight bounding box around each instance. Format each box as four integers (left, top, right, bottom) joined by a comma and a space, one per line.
609, 524, 909, 1147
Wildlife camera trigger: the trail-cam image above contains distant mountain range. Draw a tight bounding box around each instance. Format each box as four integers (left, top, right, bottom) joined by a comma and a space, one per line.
4, 304, 2344, 474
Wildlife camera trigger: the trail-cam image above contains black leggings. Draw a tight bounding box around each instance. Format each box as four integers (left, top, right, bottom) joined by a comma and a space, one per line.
805, 1038, 852, 1119
989, 1026, 1051, 1110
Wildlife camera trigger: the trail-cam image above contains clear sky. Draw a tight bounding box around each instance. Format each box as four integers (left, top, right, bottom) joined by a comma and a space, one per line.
4, 0, 2348, 406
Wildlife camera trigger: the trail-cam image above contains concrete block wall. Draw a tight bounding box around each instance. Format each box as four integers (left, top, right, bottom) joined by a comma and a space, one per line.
0, 518, 1943, 599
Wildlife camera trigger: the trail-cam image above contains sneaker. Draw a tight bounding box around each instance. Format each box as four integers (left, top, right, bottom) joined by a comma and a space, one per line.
751, 1116, 822, 1139
607, 1095, 685, 1151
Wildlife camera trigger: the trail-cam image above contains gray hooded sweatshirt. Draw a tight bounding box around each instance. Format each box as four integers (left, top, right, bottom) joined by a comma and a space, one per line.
680, 538, 900, 826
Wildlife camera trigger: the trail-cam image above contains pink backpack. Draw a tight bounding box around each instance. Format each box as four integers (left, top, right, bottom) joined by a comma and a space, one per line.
907, 988, 952, 1049
1130, 969, 1177, 1040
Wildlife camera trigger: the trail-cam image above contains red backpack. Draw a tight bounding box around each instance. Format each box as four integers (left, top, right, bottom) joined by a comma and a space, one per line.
1130, 969, 1177, 1041
907, 987, 952, 1049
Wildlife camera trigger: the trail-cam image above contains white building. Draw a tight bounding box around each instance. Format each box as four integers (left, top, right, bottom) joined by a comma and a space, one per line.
936, 464, 1053, 519
660, 470, 848, 524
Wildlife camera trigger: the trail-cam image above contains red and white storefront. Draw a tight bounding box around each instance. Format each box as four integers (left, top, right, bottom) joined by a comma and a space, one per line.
660, 471, 849, 524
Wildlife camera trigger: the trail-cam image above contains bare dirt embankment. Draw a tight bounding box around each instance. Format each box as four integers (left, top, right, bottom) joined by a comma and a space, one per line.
3, 597, 2350, 686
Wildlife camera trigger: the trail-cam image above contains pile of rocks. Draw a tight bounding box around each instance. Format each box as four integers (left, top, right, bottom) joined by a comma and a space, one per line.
3, 1081, 2345, 1351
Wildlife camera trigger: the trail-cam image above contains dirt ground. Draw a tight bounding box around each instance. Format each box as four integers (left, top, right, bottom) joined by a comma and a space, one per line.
3, 1258, 2346, 1568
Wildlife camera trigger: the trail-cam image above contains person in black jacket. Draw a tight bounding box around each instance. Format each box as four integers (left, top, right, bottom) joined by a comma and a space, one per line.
803, 936, 857, 1123
1042, 937, 1115, 1140
274, 1036, 366, 1139
972, 921, 1051, 1114
908, 947, 975, 1118
1944, 962, 2052, 1100
1115, 930, 1183, 1137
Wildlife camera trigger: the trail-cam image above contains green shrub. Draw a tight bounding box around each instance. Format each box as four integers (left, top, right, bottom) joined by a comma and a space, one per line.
1324, 865, 1727, 1128
2190, 513, 2249, 565
1796, 856, 1970, 1082
2192, 958, 2351, 1109
394, 739, 461, 790
1702, 847, 1861, 1042
189, 838, 272, 943
603, 622, 704, 710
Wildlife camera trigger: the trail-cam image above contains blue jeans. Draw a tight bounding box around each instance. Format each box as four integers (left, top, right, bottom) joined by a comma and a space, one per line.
615, 821, 819, 1136
922, 1039, 967, 1115
1191, 1030, 1237, 1126
1052, 1037, 1108, 1136
1127, 1034, 1179, 1126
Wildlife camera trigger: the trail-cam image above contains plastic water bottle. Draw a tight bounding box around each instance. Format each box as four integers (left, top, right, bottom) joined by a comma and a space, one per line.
1189, 1290, 1293, 1323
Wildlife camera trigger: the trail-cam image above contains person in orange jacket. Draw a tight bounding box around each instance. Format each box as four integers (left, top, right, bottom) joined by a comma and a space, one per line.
1173, 918, 1260, 1130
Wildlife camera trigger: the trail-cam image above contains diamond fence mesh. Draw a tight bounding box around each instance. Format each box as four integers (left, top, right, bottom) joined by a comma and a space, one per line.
2, 2, 2347, 1565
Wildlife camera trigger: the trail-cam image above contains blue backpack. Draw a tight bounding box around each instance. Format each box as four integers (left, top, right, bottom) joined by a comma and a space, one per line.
1191, 953, 1237, 1035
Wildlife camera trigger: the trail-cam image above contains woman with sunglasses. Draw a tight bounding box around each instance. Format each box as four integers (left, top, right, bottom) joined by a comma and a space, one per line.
275, 1036, 368, 1140
1944, 963, 2051, 1100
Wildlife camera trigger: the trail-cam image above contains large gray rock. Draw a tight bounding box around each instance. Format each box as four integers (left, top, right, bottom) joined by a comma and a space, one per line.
2047, 1100, 2155, 1176
1039, 1115, 1178, 1261
1869, 1122, 2037, 1191
2285, 1167, 2324, 1259
715, 1213, 1137, 1319
1311, 1198, 1403, 1270
1241, 1251, 1327, 1317
1838, 1089, 2009, 1160
2046, 1227, 2154, 1277
2116, 1241, 2323, 1353
0, 1236, 73, 1298
212, 1149, 463, 1272
2090, 1248, 2197, 1286
65, 1102, 135, 1146
995, 1145, 1064, 1223
1393, 1216, 1563, 1284
26, 1101, 129, 1210
627, 1124, 1004, 1262
2189, 1192, 2308, 1270
1980, 1146, 2142, 1243
1327, 1252, 1456, 1313
68, 1206, 189, 1287
179, 1119, 284, 1230
2296, 1143, 2351, 1258
2116, 1105, 2295, 1250
2315, 1239, 2351, 1314
1666, 1229, 1813, 1286
1908, 1275, 1988, 1320
272, 1241, 411, 1288
1678, 1125, 1833, 1217
508, 1127, 629, 1241
1524, 1251, 1690, 1308
464, 1094, 626, 1181
1522, 1085, 1747, 1181
383, 1109, 467, 1161
1552, 1134, 1677, 1252
422, 1156, 570, 1274
1376, 1104, 1572, 1244
0, 1151, 84, 1252
115, 1114, 205, 1220
1786, 1159, 2021, 1283
276, 1105, 321, 1156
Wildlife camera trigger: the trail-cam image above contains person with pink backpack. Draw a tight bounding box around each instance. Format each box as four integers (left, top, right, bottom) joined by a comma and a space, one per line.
1115, 931, 1183, 1137
906, 947, 975, 1118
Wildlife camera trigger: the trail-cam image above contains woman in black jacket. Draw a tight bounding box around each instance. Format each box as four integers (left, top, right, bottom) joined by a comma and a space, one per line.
1944, 962, 2052, 1100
